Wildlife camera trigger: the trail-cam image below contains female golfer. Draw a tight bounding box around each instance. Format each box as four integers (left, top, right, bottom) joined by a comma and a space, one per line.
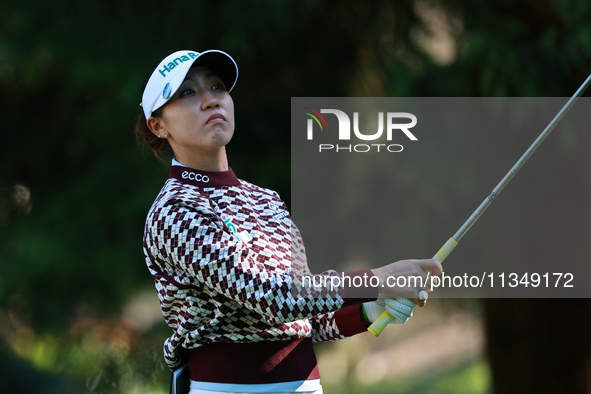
136, 49, 442, 394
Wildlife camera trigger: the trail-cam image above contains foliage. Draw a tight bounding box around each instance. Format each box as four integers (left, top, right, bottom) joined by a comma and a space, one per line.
1, 0, 590, 392
322, 361, 491, 394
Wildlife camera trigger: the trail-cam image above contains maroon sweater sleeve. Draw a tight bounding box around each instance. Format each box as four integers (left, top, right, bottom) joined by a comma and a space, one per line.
332, 304, 369, 337
336, 268, 378, 337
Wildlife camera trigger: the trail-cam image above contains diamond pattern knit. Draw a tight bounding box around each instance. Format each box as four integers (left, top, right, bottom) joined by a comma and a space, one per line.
143, 167, 353, 370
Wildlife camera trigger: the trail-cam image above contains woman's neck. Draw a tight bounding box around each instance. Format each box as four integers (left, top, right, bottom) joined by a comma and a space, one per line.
174, 147, 229, 171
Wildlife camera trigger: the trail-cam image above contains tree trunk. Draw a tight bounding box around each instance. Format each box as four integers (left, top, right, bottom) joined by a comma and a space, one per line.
482, 101, 591, 393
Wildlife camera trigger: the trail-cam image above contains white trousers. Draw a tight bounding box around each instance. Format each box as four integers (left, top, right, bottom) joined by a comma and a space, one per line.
188, 388, 323, 394
188, 378, 323, 394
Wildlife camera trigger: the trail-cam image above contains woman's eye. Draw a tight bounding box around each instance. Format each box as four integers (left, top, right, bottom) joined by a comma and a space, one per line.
212, 82, 226, 91
180, 88, 194, 97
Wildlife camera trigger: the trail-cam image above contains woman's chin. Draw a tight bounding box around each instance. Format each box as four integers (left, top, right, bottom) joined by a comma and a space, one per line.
210, 129, 234, 146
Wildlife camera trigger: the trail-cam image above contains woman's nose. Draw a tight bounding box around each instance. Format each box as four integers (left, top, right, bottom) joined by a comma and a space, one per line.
201, 91, 220, 110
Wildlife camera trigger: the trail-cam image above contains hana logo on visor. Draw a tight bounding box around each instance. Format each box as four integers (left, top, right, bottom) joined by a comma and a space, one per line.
162, 83, 172, 100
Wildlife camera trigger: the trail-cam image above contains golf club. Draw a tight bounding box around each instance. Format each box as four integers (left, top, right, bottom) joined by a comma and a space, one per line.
368, 73, 591, 337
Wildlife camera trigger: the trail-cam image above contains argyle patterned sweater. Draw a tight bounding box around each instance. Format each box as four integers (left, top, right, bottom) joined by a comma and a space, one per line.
143, 165, 376, 370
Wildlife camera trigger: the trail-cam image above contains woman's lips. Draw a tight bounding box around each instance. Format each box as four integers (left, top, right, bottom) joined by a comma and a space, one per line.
206, 114, 226, 124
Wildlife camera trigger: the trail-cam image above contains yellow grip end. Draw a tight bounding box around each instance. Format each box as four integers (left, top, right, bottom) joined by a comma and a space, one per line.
367, 310, 393, 337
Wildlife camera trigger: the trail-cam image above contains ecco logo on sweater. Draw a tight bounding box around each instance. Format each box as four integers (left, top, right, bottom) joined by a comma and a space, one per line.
182, 171, 209, 183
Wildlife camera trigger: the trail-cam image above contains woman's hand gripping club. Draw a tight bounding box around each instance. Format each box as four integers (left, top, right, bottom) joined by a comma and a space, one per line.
367, 239, 454, 337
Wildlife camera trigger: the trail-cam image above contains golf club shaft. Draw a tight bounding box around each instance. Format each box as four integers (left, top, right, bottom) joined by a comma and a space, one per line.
368, 73, 591, 337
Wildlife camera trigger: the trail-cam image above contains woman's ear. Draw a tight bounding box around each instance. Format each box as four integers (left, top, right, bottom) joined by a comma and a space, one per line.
147, 116, 166, 138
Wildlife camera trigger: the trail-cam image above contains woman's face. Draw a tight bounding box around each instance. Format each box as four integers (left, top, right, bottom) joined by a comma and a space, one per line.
148, 66, 235, 164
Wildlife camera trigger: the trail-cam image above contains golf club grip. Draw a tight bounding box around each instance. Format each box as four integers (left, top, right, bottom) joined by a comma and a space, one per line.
367, 238, 458, 337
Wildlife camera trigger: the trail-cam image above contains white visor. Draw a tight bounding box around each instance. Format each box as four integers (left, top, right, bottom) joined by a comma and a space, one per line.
140, 49, 238, 119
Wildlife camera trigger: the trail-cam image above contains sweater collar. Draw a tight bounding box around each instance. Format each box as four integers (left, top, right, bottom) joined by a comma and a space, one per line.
169, 162, 241, 187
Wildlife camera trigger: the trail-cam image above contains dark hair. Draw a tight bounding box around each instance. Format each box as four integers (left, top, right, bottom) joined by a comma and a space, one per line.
134, 107, 173, 160
134, 61, 174, 160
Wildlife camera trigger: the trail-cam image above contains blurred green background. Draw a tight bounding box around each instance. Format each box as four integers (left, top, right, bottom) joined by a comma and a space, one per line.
1, 0, 590, 393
